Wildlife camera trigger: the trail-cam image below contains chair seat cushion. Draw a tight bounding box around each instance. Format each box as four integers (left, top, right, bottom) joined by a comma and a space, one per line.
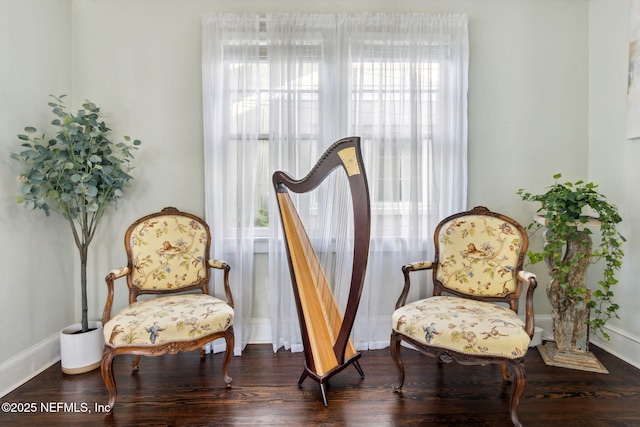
392, 296, 530, 359
104, 294, 233, 348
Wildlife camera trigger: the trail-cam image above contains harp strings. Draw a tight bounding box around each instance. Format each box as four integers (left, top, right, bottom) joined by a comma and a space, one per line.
304, 169, 353, 341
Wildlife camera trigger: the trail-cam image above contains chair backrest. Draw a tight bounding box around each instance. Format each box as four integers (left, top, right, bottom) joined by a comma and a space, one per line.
124, 207, 211, 296
432, 206, 528, 310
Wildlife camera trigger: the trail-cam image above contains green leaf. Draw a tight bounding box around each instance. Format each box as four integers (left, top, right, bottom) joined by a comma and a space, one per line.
86, 186, 98, 197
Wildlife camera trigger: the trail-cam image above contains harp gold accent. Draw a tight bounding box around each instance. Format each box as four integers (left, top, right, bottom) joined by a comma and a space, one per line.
273, 136, 371, 406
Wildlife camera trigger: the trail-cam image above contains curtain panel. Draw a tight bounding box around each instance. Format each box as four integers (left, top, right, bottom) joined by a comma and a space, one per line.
201, 12, 468, 355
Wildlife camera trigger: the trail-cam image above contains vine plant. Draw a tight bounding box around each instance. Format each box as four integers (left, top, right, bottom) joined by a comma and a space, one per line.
517, 173, 625, 339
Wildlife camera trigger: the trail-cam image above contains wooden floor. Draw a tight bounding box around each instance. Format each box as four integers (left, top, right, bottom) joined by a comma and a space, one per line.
1, 343, 639, 426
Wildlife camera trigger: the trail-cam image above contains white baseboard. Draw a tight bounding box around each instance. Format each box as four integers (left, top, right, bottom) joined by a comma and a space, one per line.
534, 314, 556, 341
589, 323, 640, 370
248, 318, 272, 344
0, 333, 60, 398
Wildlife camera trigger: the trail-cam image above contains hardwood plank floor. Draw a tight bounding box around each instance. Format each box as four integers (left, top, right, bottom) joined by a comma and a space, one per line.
1, 343, 639, 426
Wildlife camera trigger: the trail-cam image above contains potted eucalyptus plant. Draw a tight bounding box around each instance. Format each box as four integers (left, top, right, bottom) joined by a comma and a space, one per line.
11, 95, 141, 373
517, 174, 625, 371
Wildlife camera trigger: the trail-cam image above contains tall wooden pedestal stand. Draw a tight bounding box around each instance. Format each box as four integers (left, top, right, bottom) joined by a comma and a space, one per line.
534, 215, 609, 374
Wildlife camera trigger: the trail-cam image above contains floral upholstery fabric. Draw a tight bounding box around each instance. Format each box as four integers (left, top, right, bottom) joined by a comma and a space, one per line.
104, 294, 233, 347
392, 295, 530, 359
436, 214, 524, 297
128, 214, 209, 291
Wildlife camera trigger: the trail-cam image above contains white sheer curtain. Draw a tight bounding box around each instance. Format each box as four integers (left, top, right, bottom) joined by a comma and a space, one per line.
202, 13, 261, 355
201, 12, 468, 354
339, 13, 469, 349
265, 14, 342, 352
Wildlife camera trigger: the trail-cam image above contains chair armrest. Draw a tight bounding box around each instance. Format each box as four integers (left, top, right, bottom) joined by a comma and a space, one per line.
517, 270, 536, 283
208, 259, 234, 308
102, 267, 130, 325
208, 259, 227, 270
108, 267, 130, 281
396, 261, 434, 309
404, 261, 434, 272
517, 270, 538, 338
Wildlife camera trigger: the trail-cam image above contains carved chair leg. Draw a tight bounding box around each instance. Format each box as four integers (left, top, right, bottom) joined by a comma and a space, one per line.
131, 355, 141, 371
222, 327, 234, 387
199, 347, 205, 358
501, 364, 510, 381
390, 331, 405, 391
101, 347, 117, 410
508, 361, 526, 427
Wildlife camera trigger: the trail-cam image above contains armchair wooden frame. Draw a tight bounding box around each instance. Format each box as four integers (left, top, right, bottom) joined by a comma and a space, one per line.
101, 207, 235, 409
390, 206, 538, 427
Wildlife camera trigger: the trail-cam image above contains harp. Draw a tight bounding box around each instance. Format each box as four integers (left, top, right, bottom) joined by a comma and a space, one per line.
272, 136, 371, 406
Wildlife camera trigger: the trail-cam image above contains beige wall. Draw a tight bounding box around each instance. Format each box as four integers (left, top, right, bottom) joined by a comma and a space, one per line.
69, 0, 590, 339
2, 0, 637, 394
0, 0, 74, 392
588, 0, 640, 363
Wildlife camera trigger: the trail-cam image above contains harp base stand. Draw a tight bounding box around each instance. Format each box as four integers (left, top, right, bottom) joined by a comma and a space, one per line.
298, 353, 364, 406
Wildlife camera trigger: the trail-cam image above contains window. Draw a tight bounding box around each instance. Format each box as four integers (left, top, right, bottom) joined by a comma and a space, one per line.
202, 13, 468, 353
352, 56, 440, 214
217, 34, 446, 235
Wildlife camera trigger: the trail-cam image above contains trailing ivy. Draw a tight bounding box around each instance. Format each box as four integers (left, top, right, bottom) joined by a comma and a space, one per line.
517, 173, 625, 339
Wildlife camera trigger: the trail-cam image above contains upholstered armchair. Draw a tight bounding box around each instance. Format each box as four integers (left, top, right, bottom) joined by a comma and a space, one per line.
101, 207, 235, 409
390, 206, 538, 427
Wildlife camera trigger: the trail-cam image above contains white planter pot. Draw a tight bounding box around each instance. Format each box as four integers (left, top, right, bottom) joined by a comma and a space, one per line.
60, 321, 105, 375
